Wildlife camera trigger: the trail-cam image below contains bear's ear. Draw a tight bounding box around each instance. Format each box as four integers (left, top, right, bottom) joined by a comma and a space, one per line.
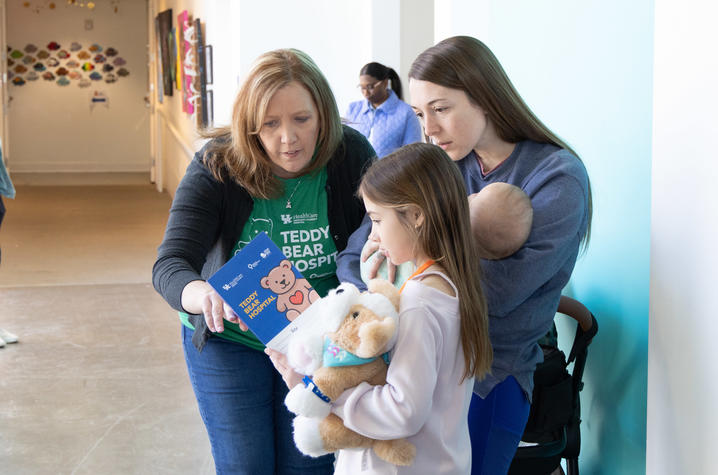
261, 277, 271, 289
368, 279, 400, 312
280, 259, 292, 269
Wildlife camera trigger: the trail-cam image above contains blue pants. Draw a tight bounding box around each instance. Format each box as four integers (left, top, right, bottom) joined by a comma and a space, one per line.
182, 326, 335, 475
468, 376, 531, 475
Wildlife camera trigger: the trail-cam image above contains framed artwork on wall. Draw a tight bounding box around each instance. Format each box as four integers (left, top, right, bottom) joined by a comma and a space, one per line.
156, 8, 173, 96
205, 45, 213, 85
206, 90, 213, 127
196, 18, 208, 128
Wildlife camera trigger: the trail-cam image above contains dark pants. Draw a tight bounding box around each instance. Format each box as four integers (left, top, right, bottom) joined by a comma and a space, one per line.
468, 376, 531, 475
182, 325, 334, 475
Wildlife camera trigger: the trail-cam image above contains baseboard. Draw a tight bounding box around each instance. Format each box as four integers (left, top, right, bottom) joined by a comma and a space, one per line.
10, 172, 153, 186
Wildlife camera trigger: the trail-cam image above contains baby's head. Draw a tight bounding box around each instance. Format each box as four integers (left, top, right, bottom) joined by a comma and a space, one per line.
469, 183, 533, 260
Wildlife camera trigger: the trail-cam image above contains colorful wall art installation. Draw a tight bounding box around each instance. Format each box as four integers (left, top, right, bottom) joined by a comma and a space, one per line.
6, 41, 131, 87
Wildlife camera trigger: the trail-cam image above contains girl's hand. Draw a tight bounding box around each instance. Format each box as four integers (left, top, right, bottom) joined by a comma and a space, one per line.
265, 348, 304, 389
181, 280, 249, 333
361, 240, 397, 283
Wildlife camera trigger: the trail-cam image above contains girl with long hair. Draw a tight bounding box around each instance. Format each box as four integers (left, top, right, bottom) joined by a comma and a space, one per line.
330, 142, 491, 474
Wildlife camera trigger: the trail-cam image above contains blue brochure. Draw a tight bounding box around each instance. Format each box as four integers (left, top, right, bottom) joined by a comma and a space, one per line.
207, 232, 320, 352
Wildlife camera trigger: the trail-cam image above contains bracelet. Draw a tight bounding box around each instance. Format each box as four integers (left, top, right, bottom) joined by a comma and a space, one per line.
302, 375, 331, 403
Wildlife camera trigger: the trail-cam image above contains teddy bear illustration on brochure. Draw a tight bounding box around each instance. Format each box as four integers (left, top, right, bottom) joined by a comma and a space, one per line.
260, 259, 319, 322
283, 279, 416, 467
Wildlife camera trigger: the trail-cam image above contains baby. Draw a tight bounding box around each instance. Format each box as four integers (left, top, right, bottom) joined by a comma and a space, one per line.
468, 182, 533, 260
360, 182, 533, 286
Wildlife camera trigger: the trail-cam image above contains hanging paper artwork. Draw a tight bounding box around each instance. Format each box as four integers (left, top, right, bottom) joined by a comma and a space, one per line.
7, 41, 132, 87
178, 10, 198, 114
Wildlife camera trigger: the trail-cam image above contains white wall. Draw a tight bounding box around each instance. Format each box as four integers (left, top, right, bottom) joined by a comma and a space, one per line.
436, 1, 654, 473
400, 0, 434, 103
152, 0, 434, 197
6, 0, 149, 173
648, 1, 718, 473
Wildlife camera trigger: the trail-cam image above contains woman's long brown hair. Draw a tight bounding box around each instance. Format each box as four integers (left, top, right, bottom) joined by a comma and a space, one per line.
359, 143, 492, 381
409, 36, 592, 250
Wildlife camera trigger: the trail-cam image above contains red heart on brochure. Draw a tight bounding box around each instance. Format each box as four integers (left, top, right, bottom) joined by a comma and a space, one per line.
289, 290, 304, 306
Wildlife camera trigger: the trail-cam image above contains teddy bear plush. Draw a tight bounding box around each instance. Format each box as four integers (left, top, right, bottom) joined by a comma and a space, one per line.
284, 279, 416, 466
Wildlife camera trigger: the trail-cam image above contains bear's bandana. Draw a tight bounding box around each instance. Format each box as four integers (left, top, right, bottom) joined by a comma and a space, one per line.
322, 337, 390, 367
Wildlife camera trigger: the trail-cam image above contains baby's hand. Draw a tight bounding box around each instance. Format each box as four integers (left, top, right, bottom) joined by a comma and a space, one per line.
361, 239, 380, 262
361, 241, 397, 283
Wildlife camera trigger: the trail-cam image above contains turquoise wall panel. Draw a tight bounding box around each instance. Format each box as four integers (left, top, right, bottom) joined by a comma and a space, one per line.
484, 1, 654, 473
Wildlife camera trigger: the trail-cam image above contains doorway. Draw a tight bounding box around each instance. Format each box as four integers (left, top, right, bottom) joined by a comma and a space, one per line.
1, 0, 150, 181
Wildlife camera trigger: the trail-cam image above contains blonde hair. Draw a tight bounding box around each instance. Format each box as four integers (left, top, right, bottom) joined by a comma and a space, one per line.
409, 36, 592, 251
359, 143, 492, 381
201, 49, 343, 199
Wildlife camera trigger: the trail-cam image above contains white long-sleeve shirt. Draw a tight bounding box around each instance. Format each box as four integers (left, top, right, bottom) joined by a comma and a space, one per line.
331, 271, 474, 474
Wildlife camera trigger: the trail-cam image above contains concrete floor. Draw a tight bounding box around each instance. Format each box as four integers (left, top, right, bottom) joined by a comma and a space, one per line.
0, 184, 214, 474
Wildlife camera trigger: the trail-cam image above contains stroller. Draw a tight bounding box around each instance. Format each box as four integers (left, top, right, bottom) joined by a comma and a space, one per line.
508, 296, 598, 475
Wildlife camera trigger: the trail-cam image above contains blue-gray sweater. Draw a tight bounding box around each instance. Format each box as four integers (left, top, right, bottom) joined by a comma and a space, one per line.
336, 140, 589, 398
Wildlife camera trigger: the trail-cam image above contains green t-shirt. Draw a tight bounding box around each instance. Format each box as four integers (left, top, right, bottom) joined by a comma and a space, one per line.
180, 167, 339, 350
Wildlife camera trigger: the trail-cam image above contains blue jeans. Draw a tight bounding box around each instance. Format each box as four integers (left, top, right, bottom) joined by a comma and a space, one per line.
468, 376, 530, 475
182, 326, 335, 474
